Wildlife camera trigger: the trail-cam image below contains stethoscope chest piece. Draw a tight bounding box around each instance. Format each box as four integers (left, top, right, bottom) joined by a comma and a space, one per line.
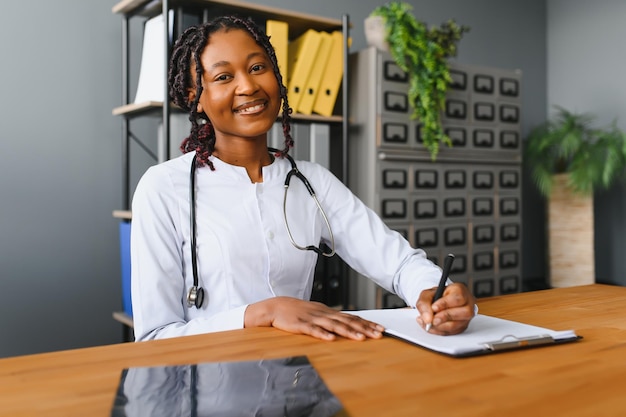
187, 286, 205, 308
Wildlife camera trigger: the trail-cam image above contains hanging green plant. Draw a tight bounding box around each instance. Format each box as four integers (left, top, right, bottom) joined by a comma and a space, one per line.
370, 1, 469, 160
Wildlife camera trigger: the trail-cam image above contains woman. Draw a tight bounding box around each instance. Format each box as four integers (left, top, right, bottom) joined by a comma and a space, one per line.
130, 15, 475, 342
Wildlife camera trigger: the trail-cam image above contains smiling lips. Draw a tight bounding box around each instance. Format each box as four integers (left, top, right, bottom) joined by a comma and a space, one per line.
234, 100, 267, 114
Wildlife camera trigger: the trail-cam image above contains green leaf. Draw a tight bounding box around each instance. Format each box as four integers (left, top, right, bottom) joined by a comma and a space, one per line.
371, 1, 469, 160
525, 106, 626, 197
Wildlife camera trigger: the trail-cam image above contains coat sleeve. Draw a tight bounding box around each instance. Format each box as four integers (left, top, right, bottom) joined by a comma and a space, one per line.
309, 163, 444, 307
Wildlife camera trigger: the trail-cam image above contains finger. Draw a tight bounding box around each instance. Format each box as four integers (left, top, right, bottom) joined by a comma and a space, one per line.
333, 314, 385, 338
303, 303, 385, 338
305, 323, 338, 341
431, 305, 475, 330
432, 283, 474, 312
307, 313, 383, 341
415, 288, 436, 328
426, 316, 472, 335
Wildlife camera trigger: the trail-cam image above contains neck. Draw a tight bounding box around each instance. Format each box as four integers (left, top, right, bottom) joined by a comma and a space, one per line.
212, 141, 273, 183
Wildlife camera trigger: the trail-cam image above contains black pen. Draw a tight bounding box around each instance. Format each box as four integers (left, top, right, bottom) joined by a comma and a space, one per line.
425, 253, 455, 332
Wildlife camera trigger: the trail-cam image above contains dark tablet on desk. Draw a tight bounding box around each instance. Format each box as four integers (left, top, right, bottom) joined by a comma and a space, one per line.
110, 355, 348, 417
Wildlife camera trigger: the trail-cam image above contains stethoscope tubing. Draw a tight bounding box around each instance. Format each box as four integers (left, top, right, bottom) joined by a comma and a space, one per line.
187, 149, 335, 308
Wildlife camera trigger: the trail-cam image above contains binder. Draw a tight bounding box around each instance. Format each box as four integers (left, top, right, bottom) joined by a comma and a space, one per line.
119, 221, 132, 317
297, 31, 333, 115
266, 20, 289, 82
310, 123, 330, 169
290, 122, 311, 161
134, 11, 174, 103
287, 29, 322, 113
268, 121, 284, 150
348, 309, 580, 357
313, 31, 344, 117
157, 112, 191, 161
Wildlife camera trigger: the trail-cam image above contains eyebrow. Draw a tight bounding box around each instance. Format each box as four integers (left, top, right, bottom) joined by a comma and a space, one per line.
207, 52, 267, 71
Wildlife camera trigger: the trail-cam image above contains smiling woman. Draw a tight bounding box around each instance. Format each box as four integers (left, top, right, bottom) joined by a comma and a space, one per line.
129, 15, 475, 345
168, 16, 293, 173
189, 30, 281, 163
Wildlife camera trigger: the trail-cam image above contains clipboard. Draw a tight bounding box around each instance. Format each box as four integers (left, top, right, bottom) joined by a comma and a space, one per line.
348, 309, 581, 357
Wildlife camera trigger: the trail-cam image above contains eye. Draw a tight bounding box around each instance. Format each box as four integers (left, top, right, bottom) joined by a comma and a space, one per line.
215, 73, 232, 82
250, 63, 266, 73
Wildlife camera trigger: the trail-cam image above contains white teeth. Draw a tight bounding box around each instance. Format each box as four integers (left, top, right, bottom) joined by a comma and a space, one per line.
236, 103, 264, 113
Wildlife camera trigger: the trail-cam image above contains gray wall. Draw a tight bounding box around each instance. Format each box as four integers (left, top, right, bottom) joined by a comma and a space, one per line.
0, 0, 567, 358
0, 1, 123, 357
547, 0, 626, 286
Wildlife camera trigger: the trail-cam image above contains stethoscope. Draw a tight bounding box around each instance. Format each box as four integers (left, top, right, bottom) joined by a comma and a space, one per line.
187, 148, 335, 308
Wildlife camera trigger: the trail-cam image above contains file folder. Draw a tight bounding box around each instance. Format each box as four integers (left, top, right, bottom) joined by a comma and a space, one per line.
119, 221, 132, 317
134, 11, 174, 103
287, 29, 322, 113
291, 122, 311, 161
310, 123, 330, 169
348, 309, 580, 357
297, 31, 333, 115
313, 31, 344, 117
266, 20, 289, 83
268, 121, 284, 150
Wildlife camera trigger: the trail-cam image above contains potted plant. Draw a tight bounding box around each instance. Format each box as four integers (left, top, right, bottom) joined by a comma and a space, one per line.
365, 1, 469, 160
525, 106, 626, 287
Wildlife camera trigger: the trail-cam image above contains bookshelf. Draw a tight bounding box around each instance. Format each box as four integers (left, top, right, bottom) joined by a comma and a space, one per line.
111, 0, 352, 335
112, 0, 350, 207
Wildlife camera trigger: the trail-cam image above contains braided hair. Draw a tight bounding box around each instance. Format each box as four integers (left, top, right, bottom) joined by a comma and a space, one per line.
168, 15, 293, 169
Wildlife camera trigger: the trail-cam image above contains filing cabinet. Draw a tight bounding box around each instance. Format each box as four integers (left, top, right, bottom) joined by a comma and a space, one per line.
349, 47, 523, 309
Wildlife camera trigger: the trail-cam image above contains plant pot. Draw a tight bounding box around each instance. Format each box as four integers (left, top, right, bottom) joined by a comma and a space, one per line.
547, 174, 595, 287
364, 16, 389, 52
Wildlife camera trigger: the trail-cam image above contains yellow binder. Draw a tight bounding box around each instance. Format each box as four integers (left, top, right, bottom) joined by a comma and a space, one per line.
297, 31, 333, 115
266, 20, 289, 82
313, 31, 344, 117
287, 29, 322, 113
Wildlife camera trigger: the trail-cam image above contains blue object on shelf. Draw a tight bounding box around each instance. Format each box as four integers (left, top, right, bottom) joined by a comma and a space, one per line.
119, 221, 132, 317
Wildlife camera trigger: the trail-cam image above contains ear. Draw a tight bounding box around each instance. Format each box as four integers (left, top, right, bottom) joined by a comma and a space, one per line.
187, 87, 203, 113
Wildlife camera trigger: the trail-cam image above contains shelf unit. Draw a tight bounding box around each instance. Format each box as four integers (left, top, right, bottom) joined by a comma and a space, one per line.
111, 1, 352, 335
113, 0, 351, 209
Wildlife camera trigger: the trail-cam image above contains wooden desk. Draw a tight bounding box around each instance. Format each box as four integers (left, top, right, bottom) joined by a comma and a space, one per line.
1, 284, 625, 416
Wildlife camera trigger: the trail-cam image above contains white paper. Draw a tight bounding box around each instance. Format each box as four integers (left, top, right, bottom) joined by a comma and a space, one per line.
348, 309, 578, 356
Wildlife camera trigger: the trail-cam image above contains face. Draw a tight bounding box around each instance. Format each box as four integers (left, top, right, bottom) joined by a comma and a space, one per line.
191, 28, 281, 146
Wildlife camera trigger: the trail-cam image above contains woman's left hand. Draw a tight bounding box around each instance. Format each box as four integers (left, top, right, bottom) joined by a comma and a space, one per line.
415, 283, 476, 335
245, 297, 385, 341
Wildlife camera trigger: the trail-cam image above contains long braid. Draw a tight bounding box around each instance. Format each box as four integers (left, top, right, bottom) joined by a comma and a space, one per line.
168, 15, 293, 168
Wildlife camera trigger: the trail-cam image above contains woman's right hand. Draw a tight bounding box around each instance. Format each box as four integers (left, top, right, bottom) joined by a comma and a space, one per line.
244, 296, 384, 341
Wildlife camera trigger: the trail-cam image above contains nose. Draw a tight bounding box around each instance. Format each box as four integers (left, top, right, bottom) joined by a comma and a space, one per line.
236, 72, 259, 95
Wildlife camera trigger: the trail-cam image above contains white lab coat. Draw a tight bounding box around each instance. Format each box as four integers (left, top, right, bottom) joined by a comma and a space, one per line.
130, 152, 442, 341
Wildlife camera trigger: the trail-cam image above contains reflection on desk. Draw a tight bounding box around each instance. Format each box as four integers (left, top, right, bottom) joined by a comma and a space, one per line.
111, 356, 345, 417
